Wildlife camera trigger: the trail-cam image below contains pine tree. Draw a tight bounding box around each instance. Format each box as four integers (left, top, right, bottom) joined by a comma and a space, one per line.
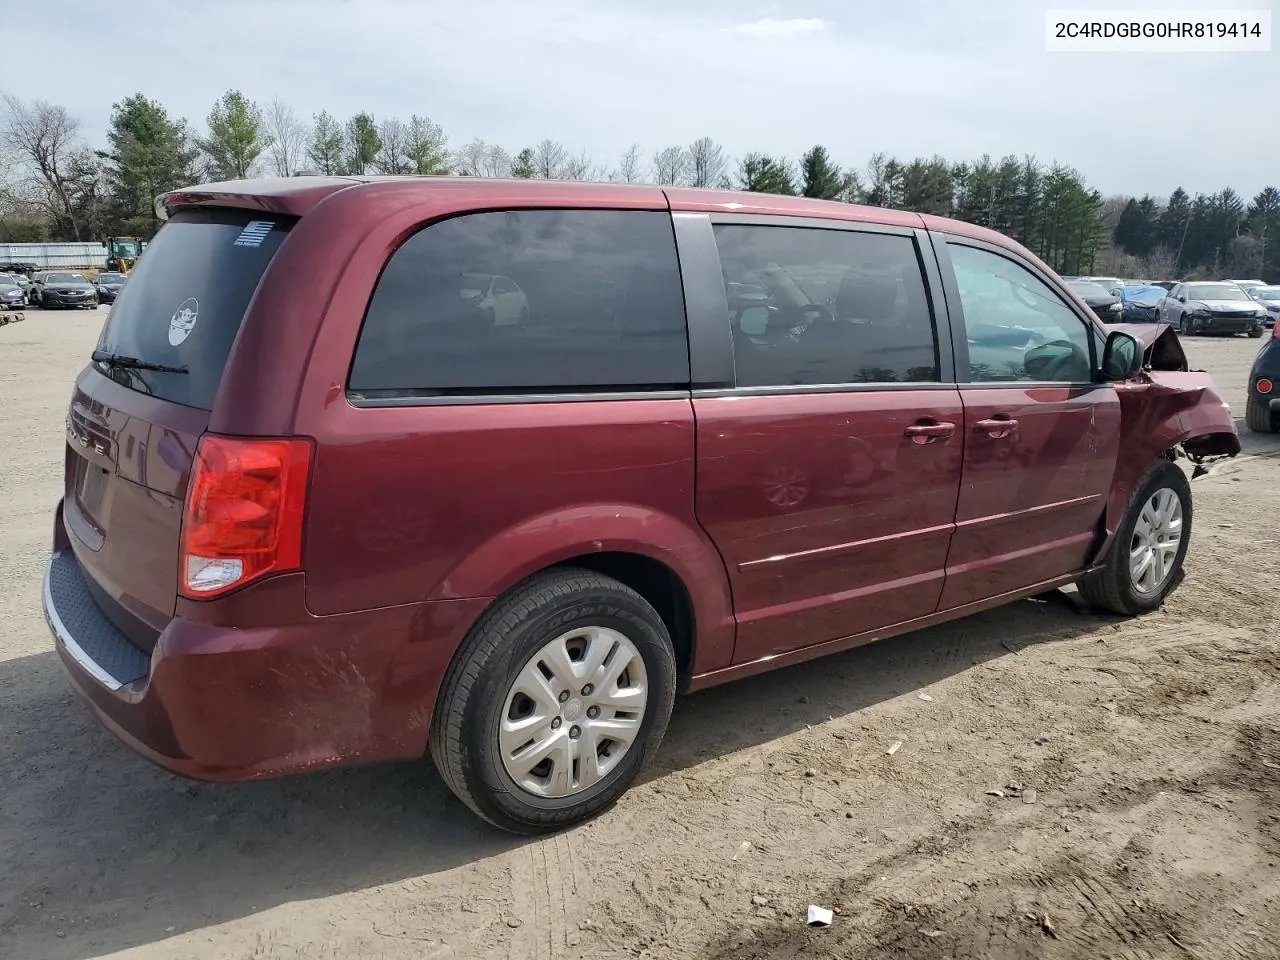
800, 145, 843, 200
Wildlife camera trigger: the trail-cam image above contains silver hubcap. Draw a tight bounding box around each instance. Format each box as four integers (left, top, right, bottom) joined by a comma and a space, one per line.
499, 626, 648, 799
1129, 488, 1183, 594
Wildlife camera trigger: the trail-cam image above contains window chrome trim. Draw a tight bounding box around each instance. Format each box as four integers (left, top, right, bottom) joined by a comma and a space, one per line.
347, 388, 692, 408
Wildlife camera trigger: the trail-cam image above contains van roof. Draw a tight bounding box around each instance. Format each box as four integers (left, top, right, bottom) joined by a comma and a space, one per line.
159, 176, 1004, 244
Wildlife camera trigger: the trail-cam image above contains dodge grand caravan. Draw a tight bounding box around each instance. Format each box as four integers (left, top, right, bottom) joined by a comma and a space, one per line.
44, 176, 1240, 833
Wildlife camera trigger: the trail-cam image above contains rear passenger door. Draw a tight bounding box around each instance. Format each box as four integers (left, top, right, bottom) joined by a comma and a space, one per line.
682, 216, 964, 663
932, 237, 1120, 609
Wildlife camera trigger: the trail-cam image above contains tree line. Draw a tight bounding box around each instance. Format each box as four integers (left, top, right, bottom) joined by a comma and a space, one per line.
1, 89, 1276, 281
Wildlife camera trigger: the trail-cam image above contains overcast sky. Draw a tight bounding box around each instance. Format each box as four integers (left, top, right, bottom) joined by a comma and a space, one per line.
4, 0, 1276, 200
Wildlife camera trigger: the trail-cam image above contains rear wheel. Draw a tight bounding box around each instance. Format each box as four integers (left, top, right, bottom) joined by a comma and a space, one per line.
1246, 394, 1277, 433
1079, 459, 1191, 616
430, 568, 677, 834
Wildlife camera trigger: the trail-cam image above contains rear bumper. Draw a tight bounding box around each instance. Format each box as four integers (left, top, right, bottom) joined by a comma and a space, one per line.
44, 546, 489, 781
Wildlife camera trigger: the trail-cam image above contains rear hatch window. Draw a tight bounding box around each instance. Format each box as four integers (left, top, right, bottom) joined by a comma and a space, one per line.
94, 209, 292, 409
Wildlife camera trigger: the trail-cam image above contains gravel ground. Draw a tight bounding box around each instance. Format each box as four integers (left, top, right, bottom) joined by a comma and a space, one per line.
1, 307, 1277, 960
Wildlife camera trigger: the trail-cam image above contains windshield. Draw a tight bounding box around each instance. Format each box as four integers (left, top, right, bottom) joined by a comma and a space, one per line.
1253, 287, 1280, 300
0, 275, 15, 285
96, 273, 125, 283
48, 273, 86, 283
1187, 284, 1249, 302
1068, 281, 1112, 298
109, 239, 141, 258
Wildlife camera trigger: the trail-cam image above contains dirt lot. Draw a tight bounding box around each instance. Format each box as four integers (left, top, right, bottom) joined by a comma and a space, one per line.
1, 309, 1277, 960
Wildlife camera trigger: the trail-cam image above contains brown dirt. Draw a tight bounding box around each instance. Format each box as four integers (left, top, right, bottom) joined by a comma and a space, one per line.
1, 311, 1278, 960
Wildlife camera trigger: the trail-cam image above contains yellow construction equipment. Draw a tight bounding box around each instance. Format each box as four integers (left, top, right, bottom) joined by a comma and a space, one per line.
104, 237, 143, 274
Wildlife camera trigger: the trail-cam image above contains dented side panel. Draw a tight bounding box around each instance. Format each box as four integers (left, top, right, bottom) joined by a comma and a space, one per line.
1105, 367, 1239, 546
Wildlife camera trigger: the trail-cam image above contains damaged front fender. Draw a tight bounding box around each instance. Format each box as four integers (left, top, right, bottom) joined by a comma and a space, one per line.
1102, 322, 1239, 545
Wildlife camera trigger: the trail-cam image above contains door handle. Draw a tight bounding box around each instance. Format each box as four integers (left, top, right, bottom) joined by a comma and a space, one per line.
974, 417, 1019, 439
904, 421, 956, 444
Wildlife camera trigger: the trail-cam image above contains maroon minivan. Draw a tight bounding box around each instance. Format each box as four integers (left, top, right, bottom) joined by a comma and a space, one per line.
44, 177, 1239, 833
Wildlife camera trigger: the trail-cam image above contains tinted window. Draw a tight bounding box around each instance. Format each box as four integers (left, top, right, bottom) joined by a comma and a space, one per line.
711, 224, 939, 387
948, 243, 1093, 383
95, 209, 292, 409
349, 210, 688, 396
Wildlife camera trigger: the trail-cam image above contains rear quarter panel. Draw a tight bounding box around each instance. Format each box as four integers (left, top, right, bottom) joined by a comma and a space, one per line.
226, 181, 736, 673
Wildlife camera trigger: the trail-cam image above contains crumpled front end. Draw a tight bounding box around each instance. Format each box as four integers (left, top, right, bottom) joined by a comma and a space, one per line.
1102, 323, 1239, 541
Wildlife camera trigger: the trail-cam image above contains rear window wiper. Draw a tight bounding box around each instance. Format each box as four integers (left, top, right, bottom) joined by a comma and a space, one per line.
91, 350, 188, 374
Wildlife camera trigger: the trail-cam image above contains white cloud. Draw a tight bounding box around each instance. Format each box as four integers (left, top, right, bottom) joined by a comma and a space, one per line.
728, 17, 828, 38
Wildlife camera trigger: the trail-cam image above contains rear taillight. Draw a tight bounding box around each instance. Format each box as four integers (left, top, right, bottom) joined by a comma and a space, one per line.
1259, 378, 1274, 395
179, 435, 313, 599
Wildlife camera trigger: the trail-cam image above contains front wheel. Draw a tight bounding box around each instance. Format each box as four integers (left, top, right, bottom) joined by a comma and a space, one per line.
1248, 324, 1263, 338
430, 568, 677, 834
1079, 459, 1192, 616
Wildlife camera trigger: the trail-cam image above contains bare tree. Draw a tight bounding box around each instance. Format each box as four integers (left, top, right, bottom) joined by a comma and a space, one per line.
652, 145, 689, 186
454, 138, 511, 177
1099, 194, 1130, 233
562, 149, 603, 181
1142, 244, 1178, 280
616, 143, 645, 183
0, 95, 94, 238
534, 139, 568, 179
376, 117, 410, 174
265, 98, 309, 177
687, 136, 726, 188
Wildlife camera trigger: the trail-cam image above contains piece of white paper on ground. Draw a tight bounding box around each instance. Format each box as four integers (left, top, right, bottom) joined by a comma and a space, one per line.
807, 905, 834, 927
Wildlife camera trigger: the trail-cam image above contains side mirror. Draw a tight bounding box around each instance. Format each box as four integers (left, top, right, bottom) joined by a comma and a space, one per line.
1101, 330, 1143, 381
1176, 294, 1186, 302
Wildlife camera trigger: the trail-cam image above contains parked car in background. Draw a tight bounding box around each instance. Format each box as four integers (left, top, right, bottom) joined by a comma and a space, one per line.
0, 274, 28, 309
460, 272, 529, 326
1229, 279, 1265, 293
1160, 281, 1266, 337
1115, 284, 1167, 322
35, 272, 98, 309
1085, 276, 1125, 293
1246, 285, 1280, 327
1152, 281, 1178, 291
1066, 279, 1123, 321
3, 271, 32, 298
42, 176, 1241, 834
1246, 322, 1280, 433
92, 271, 127, 304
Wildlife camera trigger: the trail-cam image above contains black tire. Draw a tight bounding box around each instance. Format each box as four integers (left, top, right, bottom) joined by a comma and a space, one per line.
430, 568, 677, 834
1078, 459, 1192, 616
1248, 324, 1263, 338
1246, 394, 1277, 433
